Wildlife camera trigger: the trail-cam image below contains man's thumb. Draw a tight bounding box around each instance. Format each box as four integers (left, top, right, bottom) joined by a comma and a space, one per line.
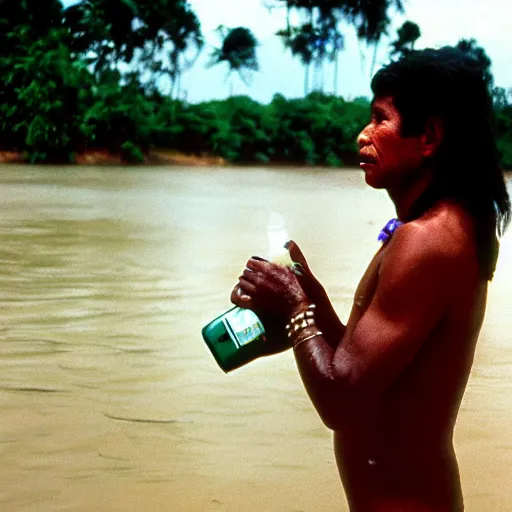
285, 240, 310, 275
285, 240, 324, 300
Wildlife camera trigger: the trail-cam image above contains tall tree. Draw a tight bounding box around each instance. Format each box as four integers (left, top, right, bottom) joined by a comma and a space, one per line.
0, 0, 84, 160
277, 14, 343, 95
134, 0, 203, 100
208, 26, 259, 95
63, 0, 139, 75
0, 26, 91, 162
270, 0, 404, 95
64, 0, 142, 73
276, 23, 314, 95
64, 0, 203, 95
0, 0, 64, 56
0, 0, 63, 36
390, 21, 421, 60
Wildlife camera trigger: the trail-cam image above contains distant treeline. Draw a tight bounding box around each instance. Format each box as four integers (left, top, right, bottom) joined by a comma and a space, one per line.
1, 1, 512, 167
162, 93, 370, 166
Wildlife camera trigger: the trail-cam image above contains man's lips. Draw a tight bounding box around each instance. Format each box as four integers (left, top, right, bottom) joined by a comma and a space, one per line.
359, 154, 377, 170
359, 154, 377, 164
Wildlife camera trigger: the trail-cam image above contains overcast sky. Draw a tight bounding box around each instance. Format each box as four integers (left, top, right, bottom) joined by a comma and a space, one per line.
62, 0, 512, 104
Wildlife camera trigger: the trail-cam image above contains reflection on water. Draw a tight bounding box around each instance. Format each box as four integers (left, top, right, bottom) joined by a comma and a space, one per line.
0, 165, 511, 511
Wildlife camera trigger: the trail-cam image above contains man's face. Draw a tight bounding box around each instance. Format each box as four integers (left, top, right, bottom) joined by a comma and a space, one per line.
357, 96, 424, 189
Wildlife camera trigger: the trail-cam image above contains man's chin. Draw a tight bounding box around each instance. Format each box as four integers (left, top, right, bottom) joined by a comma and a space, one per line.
363, 169, 388, 189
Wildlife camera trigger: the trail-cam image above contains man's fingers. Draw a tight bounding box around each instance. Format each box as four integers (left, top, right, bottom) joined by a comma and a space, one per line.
230, 284, 254, 308
285, 240, 326, 299
251, 255, 268, 262
246, 257, 271, 270
243, 266, 259, 282
236, 286, 252, 302
286, 240, 310, 274
238, 276, 257, 296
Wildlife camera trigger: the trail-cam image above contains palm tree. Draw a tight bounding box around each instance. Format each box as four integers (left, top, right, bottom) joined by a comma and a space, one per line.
134, 0, 203, 100
390, 21, 421, 60
276, 24, 315, 95
63, 0, 139, 75
65, 0, 203, 98
331, 33, 344, 96
208, 26, 259, 95
270, 0, 404, 95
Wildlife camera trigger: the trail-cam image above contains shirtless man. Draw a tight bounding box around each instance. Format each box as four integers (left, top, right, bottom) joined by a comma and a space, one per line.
231, 48, 511, 511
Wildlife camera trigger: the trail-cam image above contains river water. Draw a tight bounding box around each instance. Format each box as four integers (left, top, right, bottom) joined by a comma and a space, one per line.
0, 165, 511, 511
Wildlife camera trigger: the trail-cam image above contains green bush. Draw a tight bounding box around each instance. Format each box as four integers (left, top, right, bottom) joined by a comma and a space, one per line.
0, 27, 87, 163
149, 92, 371, 167
121, 141, 145, 163
495, 105, 512, 169
80, 73, 155, 154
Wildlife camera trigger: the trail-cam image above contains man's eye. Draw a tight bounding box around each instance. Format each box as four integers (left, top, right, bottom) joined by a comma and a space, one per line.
373, 112, 384, 124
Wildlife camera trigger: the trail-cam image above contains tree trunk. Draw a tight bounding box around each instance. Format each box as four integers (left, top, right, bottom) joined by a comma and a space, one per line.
176, 70, 182, 100
333, 50, 339, 96
357, 39, 366, 75
170, 74, 177, 100
370, 40, 379, 78
304, 63, 310, 96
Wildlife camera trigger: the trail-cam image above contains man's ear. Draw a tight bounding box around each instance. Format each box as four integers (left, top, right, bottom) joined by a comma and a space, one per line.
421, 117, 444, 158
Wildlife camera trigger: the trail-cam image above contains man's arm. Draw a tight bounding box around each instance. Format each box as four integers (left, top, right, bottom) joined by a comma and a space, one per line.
292, 224, 459, 429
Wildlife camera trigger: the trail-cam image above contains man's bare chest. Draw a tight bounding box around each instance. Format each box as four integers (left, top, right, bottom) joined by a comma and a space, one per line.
346, 248, 386, 331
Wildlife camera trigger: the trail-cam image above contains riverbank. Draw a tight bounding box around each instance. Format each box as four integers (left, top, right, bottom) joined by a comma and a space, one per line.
0, 149, 227, 166
0, 149, 361, 168
1, 150, 511, 172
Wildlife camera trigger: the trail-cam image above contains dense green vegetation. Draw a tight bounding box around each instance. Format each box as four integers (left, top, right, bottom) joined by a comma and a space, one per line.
159, 93, 370, 165
0, 0, 511, 167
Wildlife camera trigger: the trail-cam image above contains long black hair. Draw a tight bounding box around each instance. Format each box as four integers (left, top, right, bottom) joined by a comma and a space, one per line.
371, 46, 511, 281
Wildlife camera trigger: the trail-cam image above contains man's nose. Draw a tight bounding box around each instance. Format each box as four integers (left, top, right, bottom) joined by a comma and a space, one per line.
357, 127, 370, 149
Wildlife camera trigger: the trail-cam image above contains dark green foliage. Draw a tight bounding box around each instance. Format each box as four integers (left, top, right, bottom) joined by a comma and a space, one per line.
133, 0, 203, 99
0, 2, 511, 168
390, 21, 421, 59
268, 93, 370, 165
63, 0, 139, 73
121, 141, 145, 163
494, 88, 512, 168
81, 74, 155, 155
0, 27, 89, 163
208, 26, 259, 88
153, 93, 371, 166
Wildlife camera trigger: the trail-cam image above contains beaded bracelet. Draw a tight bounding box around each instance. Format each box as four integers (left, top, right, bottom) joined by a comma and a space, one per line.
286, 304, 317, 338
286, 304, 323, 349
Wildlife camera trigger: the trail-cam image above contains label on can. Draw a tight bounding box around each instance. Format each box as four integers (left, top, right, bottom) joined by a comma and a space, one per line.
223, 308, 265, 347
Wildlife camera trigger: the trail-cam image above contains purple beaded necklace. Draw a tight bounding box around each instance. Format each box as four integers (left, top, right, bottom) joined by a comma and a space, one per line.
378, 218, 403, 244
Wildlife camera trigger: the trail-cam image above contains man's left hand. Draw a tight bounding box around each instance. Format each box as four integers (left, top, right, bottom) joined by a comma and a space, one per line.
233, 256, 309, 319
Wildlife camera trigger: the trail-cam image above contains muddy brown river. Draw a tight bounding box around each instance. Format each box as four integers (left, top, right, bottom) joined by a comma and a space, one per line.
1, 166, 511, 511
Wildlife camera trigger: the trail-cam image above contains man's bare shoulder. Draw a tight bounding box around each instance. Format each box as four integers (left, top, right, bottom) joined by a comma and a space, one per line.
393, 202, 476, 261
381, 201, 479, 292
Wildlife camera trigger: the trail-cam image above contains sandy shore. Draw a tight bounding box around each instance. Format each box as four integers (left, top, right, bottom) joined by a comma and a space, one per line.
0, 149, 226, 166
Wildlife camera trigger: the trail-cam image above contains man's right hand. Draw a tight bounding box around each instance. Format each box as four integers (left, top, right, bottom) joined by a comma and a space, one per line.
230, 240, 317, 315
229, 240, 341, 355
